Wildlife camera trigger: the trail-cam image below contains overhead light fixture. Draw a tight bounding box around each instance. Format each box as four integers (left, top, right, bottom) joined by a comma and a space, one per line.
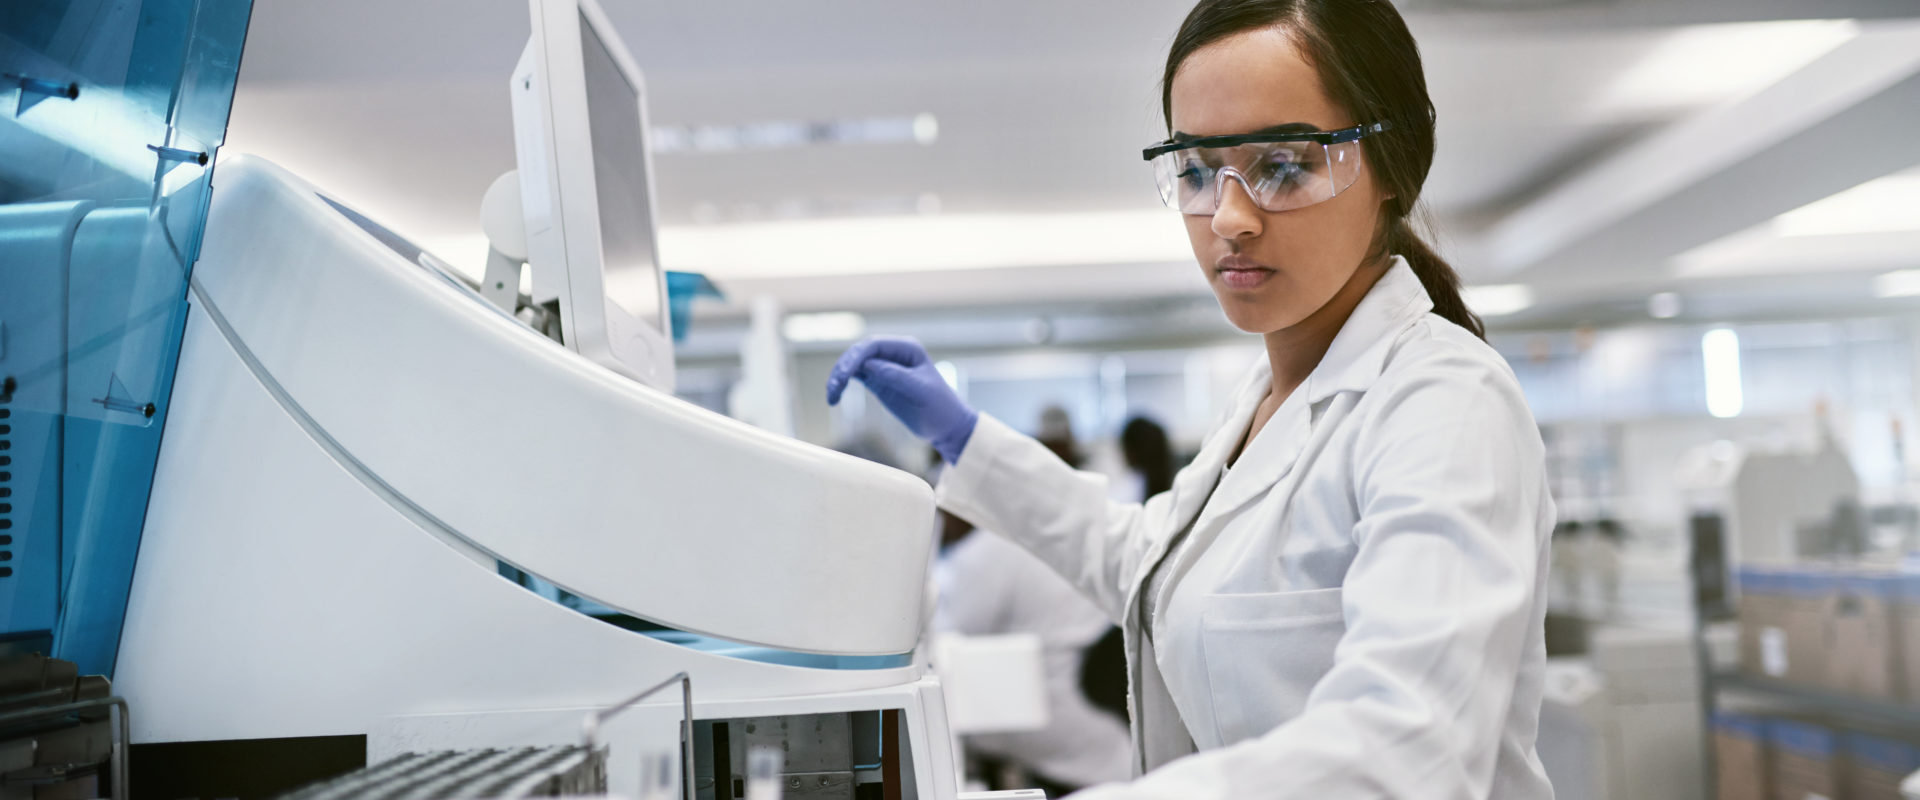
660, 210, 1193, 279
1648, 292, 1683, 319
651, 113, 938, 155
1873, 269, 1920, 298
1702, 328, 1744, 418
1593, 19, 1857, 116
1463, 284, 1534, 317
781, 311, 866, 343
1772, 166, 1920, 238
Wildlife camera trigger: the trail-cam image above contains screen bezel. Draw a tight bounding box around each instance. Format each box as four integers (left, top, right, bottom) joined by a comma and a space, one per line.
512, 0, 675, 392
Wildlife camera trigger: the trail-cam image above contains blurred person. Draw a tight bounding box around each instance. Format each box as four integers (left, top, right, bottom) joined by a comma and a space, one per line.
1036, 404, 1085, 468
827, 0, 1555, 796
1118, 416, 1178, 502
932, 501, 1134, 796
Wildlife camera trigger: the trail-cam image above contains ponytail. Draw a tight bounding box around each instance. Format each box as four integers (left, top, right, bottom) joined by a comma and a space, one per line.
1386, 217, 1484, 340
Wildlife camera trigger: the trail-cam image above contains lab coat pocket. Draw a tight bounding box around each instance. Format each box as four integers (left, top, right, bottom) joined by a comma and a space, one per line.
1199, 587, 1346, 747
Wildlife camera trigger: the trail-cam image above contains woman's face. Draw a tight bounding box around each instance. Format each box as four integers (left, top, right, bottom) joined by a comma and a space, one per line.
1168, 27, 1390, 334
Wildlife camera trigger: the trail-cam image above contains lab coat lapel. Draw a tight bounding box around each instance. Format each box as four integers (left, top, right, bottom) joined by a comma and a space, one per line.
1117, 361, 1263, 772
1155, 258, 1433, 598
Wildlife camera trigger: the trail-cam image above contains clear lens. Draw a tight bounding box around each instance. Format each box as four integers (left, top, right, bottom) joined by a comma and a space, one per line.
1151, 139, 1363, 215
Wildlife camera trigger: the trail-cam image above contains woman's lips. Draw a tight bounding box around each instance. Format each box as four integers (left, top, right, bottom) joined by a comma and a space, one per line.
1216, 255, 1275, 291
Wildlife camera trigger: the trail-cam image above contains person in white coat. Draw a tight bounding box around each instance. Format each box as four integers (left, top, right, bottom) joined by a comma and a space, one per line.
827, 0, 1556, 796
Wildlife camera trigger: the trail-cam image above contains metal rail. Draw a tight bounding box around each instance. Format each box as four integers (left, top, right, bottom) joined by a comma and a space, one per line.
0, 695, 130, 799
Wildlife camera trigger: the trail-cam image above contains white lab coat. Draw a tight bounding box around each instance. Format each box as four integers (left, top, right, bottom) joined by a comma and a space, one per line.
935, 258, 1556, 799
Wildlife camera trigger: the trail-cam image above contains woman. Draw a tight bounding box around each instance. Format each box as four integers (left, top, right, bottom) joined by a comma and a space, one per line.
826, 0, 1554, 796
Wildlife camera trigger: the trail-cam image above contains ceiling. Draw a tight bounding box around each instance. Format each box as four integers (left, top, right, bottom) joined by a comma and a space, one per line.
223, 0, 1920, 335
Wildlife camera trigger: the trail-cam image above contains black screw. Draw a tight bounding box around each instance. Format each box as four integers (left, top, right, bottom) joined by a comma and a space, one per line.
2, 376, 14, 396
142, 403, 156, 418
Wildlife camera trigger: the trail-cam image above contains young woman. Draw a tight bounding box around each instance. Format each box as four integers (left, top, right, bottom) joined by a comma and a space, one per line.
827, 0, 1554, 796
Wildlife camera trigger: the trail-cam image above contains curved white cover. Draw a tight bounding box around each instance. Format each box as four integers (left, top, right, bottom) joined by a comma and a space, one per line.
188, 155, 934, 655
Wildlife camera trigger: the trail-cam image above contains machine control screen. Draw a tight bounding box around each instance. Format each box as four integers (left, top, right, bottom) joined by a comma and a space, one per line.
580, 14, 664, 332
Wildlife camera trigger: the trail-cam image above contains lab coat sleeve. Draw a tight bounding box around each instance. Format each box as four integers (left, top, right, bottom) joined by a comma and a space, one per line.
935, 413, 1169, 625
1070, 350, 1551, 800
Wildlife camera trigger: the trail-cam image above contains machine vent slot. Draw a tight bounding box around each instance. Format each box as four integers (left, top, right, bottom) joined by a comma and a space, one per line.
1, 376, 9, 580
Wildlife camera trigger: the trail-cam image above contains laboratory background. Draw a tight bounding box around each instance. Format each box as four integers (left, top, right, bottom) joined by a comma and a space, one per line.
4, 0, 1920, 798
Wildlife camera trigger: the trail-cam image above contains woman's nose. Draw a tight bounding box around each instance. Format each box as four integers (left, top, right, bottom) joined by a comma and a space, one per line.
1210, 170, 1263, 240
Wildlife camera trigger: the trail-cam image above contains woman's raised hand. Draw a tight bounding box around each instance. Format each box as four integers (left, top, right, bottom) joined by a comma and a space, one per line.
827, 336, 978, 464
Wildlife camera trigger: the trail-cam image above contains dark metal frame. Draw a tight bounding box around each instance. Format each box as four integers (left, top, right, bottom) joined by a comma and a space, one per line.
1142, 121, 1393, 161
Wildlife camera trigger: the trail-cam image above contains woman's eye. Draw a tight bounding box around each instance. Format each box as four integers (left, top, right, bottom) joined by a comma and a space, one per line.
1259, 159, 1306, 183
1176, 164, 1211, 188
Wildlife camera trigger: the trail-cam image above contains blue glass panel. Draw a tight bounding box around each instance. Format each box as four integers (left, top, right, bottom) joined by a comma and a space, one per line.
0, 0, 252, 676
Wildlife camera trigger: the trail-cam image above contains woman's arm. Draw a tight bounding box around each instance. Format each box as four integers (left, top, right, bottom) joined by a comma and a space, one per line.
1072, 349, 1552, 799
831, 337, 1184, 623
936, 413, 1182, 625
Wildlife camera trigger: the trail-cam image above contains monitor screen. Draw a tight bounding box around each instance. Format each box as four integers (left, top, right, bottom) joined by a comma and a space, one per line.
579, 12, 663, 331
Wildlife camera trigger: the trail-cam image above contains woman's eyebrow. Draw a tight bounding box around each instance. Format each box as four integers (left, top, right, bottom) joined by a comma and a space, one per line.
1170, 122, 1320, 142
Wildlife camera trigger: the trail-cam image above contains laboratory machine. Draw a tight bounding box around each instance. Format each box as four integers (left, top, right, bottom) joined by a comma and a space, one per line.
5, 0, 965, 796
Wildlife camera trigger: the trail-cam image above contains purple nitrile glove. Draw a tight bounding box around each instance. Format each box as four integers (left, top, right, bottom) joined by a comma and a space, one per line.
826, 336, 978, 464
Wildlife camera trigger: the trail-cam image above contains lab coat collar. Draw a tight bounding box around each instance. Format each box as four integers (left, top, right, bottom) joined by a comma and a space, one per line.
1168, 257, 1432, 555
1299, 255, 1432, 405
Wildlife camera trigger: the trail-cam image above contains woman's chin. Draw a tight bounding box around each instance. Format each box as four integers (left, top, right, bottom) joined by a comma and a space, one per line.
1216, 295, 1293, 335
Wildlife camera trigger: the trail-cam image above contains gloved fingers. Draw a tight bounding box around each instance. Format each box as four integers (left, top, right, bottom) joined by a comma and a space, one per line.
855, 358, 920, 397
827, 339, 882, 405
827, 336, 928, 404
859, 336, 931, 368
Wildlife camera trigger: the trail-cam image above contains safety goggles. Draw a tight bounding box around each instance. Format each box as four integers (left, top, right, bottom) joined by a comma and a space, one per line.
1143, 121, 1391, 215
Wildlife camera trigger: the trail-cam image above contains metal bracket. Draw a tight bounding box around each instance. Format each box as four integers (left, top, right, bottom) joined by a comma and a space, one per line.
582, 671, 695, 800
0, 696, 130, 799
7, 73, 79, 116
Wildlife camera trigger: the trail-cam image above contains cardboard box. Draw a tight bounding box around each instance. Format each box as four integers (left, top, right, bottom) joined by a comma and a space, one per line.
1767, 720, 1837, 800
1713, 712, 1770, 800
1738, 566, 1789, 678
1779, 570, 1839, 689
1843, 732, 1920, 800
1902, 574, 1920, 702
1830, 571, 1902, 698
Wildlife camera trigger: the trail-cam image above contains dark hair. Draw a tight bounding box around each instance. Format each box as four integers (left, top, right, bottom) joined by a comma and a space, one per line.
1120, 416, 1177, 498
1161, 0, 1485, 339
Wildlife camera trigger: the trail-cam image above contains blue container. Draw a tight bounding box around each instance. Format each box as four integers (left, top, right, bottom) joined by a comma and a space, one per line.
1713, 711, 1769, 742
1737, 565, 1787, 596
1782, 569, 1841, 598
1769, 720, 1837, 760
1840, 571, 1903, 599
1845, 732, 1920, 775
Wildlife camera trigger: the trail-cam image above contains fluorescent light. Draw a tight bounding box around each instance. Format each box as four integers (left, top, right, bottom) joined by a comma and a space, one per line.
1772, 166, 1920, 237
659, 210, 1193, 279
1593, 19, 1858, 116
1702, 328, 1744, 418
912, 113, 940, 146
1463, 284, 1534, 317
652, 113, 938, 155
1648, 292, 1683, 319
1874, 269, 1920, 298
781, 311, 866, 343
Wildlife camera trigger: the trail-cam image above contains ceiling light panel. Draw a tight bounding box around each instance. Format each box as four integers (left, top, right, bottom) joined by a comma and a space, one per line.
1463, 284, 1535, 317
1771, 165, 1920, 237
1591, 19, 1858, 117
652, 113, 937, 154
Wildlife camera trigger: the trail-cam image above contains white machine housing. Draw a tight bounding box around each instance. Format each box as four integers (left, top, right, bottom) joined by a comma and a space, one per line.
509, 0, 675, 391
113, 156, 955, 798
